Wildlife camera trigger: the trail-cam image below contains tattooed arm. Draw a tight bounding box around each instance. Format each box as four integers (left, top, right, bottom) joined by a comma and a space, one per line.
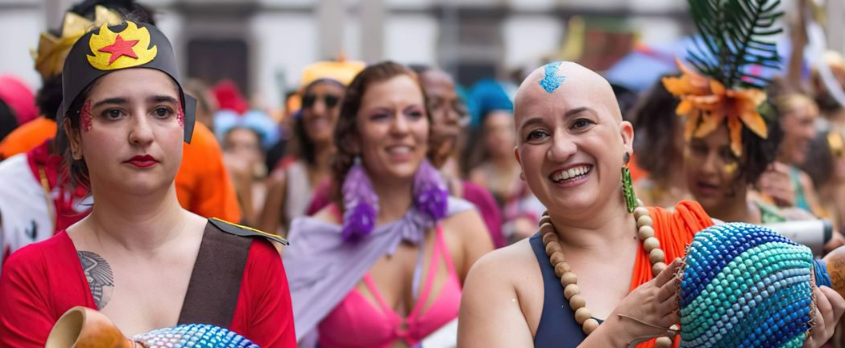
77, 251, 114, 309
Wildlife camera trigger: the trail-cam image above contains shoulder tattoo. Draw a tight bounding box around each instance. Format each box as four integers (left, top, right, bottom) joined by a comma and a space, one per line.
77, 251, 115, 310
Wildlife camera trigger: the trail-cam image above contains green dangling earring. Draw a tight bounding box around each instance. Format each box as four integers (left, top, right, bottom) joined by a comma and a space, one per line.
622, 152, 637, 213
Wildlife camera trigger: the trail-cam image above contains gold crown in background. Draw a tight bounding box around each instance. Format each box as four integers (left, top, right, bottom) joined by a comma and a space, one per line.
31, 5, 123, 79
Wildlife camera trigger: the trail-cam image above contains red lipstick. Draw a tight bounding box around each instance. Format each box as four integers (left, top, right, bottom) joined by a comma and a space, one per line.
125, 154, 158, 168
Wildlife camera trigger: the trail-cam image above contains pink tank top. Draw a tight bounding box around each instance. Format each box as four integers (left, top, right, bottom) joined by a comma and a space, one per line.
316, 226, 461, 348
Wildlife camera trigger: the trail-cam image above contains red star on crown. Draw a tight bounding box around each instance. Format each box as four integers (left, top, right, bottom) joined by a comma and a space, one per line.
99, 34, 139, 65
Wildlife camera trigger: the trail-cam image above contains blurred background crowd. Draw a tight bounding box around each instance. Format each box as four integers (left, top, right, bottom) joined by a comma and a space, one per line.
1, 0, 845, 249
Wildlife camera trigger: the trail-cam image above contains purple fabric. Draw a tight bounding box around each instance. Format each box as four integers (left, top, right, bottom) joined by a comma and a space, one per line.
461, 181, 506, 248
341, 163, 379, 242
283, 196, 475, 341
305, 179, 506, 248
413, 161, 449, 221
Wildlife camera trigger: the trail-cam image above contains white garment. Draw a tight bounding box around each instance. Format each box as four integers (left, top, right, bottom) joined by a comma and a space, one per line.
284, 161, 314, 223
0, 154, 91, 276
0, 155, 52, 275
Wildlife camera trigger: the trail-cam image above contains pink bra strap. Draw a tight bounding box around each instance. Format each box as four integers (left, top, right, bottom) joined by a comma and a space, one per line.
360, 227, 458, 319
434, 226, 458, 277
362, 274, 394, 315
410, 226, 456, 316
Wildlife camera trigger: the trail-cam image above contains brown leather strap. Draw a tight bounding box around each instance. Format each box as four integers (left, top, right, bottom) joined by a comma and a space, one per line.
178, 222, 251, 327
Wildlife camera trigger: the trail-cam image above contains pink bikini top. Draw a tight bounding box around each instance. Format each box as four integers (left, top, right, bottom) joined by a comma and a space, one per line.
316, 226, 461, 348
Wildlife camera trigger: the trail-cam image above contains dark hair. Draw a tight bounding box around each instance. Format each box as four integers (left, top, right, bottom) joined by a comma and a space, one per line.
330, 61, 433, 206
71, 0, 157, 26
37, 74, 64, 120
611, 83, 639, 120
62, 83, 97, 191
408, 64, 432, 75
802, 131, 836, 188
740, 110, 783, 185
290, 80, 344, 165
630, 77, 681, 183
0, 99, 18, 142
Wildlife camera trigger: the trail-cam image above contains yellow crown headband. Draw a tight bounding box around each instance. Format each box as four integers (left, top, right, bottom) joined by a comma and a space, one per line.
662, 59, 768, 157
829, 131, 844, 158
31, 6, 122, 79
299, 56, 366, 89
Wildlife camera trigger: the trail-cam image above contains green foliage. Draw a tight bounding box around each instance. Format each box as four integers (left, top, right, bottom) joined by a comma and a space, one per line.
687, 0, 784, 89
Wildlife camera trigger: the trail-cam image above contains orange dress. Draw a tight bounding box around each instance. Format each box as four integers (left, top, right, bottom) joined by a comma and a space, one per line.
0, 118, 241, 222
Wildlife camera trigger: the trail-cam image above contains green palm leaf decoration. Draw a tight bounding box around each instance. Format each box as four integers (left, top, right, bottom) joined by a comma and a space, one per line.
687, 0, 784, 89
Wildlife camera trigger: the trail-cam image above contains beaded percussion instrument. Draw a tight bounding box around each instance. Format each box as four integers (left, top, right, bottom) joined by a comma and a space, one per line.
45, 306, 260, 348
679, 222, 845, 348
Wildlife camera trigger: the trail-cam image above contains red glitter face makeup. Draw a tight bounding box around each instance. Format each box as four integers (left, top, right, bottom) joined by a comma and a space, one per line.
81, 99, 93, 132
177, 100, 184, 129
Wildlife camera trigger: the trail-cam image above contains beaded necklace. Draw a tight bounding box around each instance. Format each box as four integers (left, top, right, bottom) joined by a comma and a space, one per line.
539, 201, 674, 347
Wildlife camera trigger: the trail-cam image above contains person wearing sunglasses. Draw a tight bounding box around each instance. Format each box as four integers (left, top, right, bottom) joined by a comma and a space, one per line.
258, 60, 364, 235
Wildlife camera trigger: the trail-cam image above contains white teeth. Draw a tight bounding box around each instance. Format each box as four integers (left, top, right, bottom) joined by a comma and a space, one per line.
553, 166, 592, 183
388, 146, 410, 154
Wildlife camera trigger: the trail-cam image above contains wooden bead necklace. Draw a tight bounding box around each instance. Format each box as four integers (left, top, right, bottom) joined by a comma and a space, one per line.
539, 201, 674, 347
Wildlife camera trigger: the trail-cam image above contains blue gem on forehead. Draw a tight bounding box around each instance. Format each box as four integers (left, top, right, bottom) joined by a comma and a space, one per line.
539, 61, 566, 94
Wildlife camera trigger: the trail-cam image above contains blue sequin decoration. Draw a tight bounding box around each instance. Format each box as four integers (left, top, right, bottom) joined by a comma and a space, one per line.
132, 324, 260, 348
680, 223, 814, 348
539, 62, 566, 93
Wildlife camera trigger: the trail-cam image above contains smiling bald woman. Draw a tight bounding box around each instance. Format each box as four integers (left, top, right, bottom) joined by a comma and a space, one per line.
458, 62, 718, 348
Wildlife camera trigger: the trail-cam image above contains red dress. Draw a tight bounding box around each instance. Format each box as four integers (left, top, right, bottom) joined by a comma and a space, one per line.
0, 230, 296, 348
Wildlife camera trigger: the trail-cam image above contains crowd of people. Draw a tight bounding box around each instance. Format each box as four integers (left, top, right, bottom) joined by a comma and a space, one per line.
1, 0, 845, 347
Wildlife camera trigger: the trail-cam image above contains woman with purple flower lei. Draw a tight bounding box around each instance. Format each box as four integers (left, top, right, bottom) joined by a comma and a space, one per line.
282, 61, 493, 347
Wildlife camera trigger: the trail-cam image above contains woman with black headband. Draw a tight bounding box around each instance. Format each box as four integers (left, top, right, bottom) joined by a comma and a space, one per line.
0, 21, 295, 348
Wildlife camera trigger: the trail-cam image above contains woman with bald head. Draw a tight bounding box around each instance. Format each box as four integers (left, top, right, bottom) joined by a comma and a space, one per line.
457, 62, 842, 348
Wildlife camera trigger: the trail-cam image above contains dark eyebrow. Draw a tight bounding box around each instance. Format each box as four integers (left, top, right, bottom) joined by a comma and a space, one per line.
565, 107, 598, 118
92, 97, 129, 109
518, 107, 599, 131
150, 95, 178, 104
518, 117, 545, 131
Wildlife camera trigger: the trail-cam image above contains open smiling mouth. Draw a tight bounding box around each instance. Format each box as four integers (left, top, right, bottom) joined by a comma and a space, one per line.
550, 165, 593, 183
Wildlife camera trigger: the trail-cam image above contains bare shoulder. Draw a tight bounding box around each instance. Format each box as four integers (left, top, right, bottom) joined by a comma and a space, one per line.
441, 209, 486, 234
460, 237, 545, 345
186, 211, 212, 234
469, 238, 540, 283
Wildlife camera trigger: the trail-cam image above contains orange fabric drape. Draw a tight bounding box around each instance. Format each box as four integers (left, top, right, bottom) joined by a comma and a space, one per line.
628, 201, 715, 347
